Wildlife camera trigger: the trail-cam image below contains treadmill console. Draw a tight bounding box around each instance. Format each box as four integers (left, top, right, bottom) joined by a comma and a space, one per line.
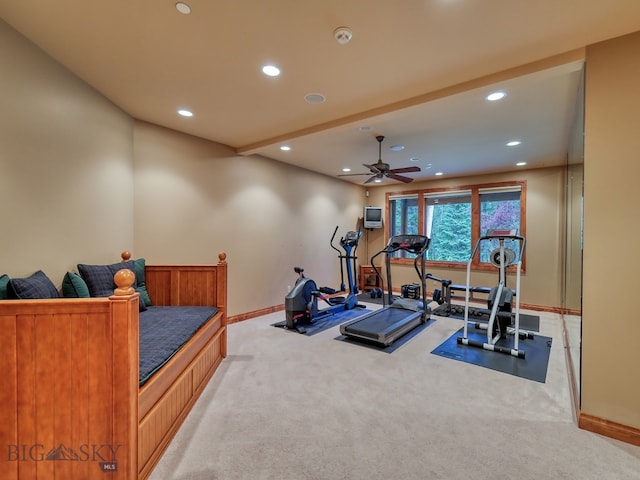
388, 234, 430, 253
484, 228, 518, 238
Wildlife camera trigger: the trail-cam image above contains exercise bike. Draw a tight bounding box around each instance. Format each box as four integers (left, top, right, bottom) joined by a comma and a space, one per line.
457, 229, 534, 358
284, 227, 364, 333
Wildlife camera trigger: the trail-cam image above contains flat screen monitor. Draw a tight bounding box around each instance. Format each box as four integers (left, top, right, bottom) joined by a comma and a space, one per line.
364, 206, 383, 229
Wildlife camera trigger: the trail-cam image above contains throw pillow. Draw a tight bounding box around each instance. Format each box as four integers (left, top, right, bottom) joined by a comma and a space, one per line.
78, 260, 146, 311
134, 258, 153, 306
0, 274, 10, 299
62, 272, 90, 298
7, 270, 60, 299
77, 260, 137, 297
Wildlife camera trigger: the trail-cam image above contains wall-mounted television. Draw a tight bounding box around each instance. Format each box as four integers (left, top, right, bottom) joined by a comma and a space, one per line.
364, 206, 383, 229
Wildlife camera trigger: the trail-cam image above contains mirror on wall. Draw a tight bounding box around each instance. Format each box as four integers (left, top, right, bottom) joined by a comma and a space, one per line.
564, 66, 584, 405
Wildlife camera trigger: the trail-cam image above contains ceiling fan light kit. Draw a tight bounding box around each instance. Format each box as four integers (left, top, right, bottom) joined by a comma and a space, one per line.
338, 135, 421, 184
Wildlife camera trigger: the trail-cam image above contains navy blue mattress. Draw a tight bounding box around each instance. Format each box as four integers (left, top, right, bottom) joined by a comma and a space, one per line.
139, 306, 219, 386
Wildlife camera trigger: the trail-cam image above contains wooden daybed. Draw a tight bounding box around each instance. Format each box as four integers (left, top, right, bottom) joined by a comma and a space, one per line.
0, 252, 228, 480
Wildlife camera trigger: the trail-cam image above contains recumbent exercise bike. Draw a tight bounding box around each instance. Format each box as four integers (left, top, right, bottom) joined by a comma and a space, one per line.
284, 227, 364, 333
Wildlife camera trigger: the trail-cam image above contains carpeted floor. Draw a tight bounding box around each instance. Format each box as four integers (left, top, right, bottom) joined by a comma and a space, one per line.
149, 302, 640, 480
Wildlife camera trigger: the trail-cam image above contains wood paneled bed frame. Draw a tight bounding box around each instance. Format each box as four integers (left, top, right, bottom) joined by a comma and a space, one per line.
0, 253, 228, 480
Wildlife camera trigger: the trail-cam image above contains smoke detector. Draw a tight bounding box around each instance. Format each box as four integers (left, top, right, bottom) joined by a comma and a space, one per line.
334, 26, 353, 45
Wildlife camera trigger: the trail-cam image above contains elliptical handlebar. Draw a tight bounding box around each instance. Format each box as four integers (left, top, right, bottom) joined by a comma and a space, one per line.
329, 225, 341, 255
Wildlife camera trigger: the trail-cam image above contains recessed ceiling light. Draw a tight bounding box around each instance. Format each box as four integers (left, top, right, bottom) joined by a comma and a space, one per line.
304, 93, 326, 104
359, 126, 372, 132
177, 109, 193, 117
262, 65, 280, 77
486, 91, 506, 101
374, 178, 382, 183
409, 157, 420, 162
342, 167, 351, 172
390, 145, 405, 152
506, 140, 522, 147
516, 162, 527, 166
175, 2, 191, 14
280, 145, 291, 151
435, 172, 444, 176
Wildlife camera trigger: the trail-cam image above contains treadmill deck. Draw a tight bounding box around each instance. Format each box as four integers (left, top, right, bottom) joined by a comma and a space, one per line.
340, 306, 425, 346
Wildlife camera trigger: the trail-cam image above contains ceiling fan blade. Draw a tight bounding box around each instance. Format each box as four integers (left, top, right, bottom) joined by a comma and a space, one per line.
363, 175, 378, 184
387, 173, 414, 183
389, 166, 421, 174
337, 172, 374, 177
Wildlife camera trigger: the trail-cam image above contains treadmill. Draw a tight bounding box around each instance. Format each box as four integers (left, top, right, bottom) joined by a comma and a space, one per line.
340, 234, 430, 347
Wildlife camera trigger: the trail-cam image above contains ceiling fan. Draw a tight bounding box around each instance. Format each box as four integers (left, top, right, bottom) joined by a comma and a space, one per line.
338, 135, 421, 184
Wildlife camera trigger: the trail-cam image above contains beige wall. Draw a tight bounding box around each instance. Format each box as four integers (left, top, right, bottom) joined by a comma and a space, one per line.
0, 19, 134, 286
365, 167, 566, 309
132, 121, 364, 316
582, 31, 640, 428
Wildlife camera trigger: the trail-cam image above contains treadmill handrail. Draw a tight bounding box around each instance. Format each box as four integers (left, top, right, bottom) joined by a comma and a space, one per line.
369, 235, 430, 308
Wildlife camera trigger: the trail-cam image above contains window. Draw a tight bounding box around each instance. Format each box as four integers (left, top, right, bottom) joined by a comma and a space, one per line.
479, 188, 522, 263
389, 196, 419, 258
425, 191, 472, 262
386, 182, 525, 270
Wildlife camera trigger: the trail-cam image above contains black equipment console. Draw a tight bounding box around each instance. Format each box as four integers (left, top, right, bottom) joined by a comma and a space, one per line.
388, 234, 430, 253
341, 230, 362, 247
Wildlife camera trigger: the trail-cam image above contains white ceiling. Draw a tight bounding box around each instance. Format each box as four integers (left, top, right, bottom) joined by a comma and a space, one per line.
2, 1, 640, 185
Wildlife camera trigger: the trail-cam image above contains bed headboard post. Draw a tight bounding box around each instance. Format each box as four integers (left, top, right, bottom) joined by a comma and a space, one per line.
108, 292, 140, 479
114, 268, 136, 295
216, 252, 228, 357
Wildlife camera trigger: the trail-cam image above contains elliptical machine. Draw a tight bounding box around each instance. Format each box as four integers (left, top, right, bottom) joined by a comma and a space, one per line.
456, 229, 533, 358
284, 227, 364, 333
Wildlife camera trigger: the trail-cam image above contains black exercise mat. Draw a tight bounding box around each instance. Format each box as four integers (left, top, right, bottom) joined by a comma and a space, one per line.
433, 303, 540, 332
272, 307, 371, 336
431, 326, 552, 383
335, 319, 434, 354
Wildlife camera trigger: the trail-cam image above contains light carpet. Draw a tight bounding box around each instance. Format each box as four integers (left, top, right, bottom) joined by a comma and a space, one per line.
149, 303, 640, 480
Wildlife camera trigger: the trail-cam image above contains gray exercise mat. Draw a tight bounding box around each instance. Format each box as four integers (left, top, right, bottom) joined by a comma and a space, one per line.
431, 326, 552, 383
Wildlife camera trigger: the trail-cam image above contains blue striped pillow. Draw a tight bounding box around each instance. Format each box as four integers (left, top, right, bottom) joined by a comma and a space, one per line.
77, 260, 137, 297
7, 270, 59, 299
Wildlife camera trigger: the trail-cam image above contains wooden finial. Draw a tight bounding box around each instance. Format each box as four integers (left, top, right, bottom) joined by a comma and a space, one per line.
121, 251, 132, 261
113, 268, 136, 295
218, 252, 227, 264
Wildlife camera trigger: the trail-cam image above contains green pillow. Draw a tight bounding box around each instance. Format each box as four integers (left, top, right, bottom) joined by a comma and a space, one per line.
62, 272, 90, 298
0, 274, 10, 299
134, 258, 153, 306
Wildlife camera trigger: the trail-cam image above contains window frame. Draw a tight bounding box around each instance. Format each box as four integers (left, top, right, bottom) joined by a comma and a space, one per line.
385, 180, 526, 272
